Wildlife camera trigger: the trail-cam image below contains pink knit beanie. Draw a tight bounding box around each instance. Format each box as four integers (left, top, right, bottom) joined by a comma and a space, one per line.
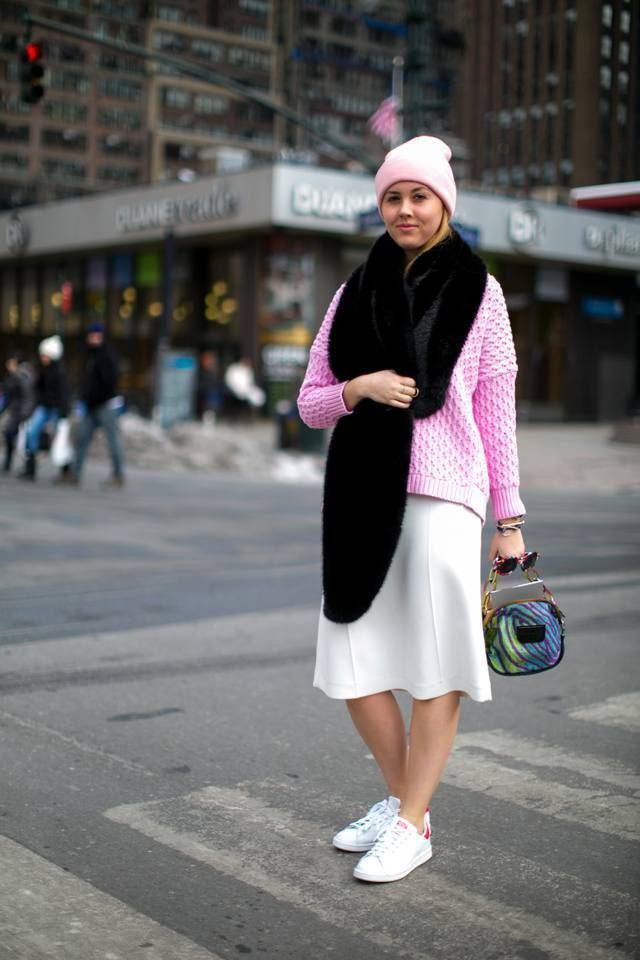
374, 136, 456, 217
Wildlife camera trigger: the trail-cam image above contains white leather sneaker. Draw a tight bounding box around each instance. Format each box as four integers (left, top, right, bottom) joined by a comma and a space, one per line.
332, 796, 400, 852
353, 813, 432, 883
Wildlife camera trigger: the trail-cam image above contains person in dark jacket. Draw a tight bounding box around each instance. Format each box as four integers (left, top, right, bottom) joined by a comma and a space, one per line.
72, 323, 125, 487
22, 336, 69, 480
1, 352, 34, 472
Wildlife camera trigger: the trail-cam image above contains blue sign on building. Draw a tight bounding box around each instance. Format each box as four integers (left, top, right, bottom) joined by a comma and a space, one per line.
581, 297, 624, 319
357, 207, 384, 232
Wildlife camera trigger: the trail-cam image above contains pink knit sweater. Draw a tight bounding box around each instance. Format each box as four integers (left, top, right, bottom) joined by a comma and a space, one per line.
297, 274, 525, 523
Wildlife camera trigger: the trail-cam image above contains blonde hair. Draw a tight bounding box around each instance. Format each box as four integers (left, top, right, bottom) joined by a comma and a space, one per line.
404, 210, 451, 272
425, 209, 451, 250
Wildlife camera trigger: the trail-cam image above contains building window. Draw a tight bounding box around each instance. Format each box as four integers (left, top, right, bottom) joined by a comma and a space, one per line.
601, 35, 612, 58
42, 128, 87, 150
193, 93, 228, 115
42, 158, 86, 181
0, 152, 26, 173
618, 71, 629, 93
620, 10, 630, 31
98, 78, 143, 101
49, 68, 92, 95
617, 103, 627, 125
602, 4, 613, 27
43, 100, 88, 122
154, 30, 187, 53
619, 41, 629, 63
97, 166, 139, 184
191, 38, 225, 62
100, 135, 143, 156
162, 86, 192, 109
98, 107, 142, 130
600, 65, 611, 89
0, 123, 29, 142
239, 0, 268, 12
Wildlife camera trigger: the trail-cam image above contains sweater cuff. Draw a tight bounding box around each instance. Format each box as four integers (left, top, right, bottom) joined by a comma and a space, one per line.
491, 487, 526, 522
324, 382, 353, 421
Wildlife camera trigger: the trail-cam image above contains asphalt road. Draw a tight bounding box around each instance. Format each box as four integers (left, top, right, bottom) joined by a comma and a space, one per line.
0, 462, 638, 960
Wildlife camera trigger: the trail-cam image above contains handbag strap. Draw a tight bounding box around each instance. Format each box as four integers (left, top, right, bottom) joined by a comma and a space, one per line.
482, 563, 566, 626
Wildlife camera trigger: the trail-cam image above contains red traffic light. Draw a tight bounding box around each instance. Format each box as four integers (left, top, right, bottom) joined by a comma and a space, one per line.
23, 42, 43, 64
61, 281, 73, 314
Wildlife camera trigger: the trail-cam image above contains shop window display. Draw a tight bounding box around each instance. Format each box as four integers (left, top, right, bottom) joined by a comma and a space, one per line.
259, 237, 315, 415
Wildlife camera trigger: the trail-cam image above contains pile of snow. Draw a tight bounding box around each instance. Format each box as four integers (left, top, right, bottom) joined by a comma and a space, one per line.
88, 413, 324, 483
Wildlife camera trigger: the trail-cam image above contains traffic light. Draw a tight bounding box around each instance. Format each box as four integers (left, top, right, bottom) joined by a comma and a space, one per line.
20, 40, 45, 104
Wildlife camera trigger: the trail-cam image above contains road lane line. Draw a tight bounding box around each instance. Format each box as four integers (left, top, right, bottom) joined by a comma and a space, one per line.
444, 731, 639, 842
0, 835, 223, 960
104, 786, 627, 960
568, 691, 640, 733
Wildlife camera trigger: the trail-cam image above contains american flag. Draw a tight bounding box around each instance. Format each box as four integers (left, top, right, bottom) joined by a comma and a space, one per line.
368, 96, 399, 145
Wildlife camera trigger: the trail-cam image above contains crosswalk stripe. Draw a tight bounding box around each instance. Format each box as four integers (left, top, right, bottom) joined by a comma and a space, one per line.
105, 786, 628, 960
453, 729, 640, 793
568, 691, 640, 733
0, 835, 222, 960
444, 730, 640, 842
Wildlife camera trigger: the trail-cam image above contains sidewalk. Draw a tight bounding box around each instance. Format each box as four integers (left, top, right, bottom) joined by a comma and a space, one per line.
517, 422, 640, 494
45, 414, 640, 495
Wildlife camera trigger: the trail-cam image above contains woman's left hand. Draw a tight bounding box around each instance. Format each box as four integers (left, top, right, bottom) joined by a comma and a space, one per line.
487, 529, 526, 564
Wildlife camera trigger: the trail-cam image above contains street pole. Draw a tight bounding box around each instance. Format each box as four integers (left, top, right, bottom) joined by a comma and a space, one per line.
23, 12, 377, 174
153, 229, 174, 426
392, 56, 404, 147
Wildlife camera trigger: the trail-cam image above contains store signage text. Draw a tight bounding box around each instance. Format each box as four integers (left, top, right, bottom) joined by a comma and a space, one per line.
291, 184, 377, 221
6, 214, 30, 255
583, 223, 640, 258
115, 186, 238, 233
508, 207, 543, 247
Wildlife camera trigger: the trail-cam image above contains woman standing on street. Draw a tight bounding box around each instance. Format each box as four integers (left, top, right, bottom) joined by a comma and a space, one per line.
297, 136, 526, 884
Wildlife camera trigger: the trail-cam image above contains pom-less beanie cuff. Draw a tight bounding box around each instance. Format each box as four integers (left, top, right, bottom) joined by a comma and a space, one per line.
375, 136, 457, 217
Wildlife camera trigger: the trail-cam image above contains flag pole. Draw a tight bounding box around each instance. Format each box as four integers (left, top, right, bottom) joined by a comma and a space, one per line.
392, 56, 404, 146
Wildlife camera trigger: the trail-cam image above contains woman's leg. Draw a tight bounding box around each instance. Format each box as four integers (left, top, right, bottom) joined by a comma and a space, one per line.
400, 691, 461, 831
346, 692, 408, 798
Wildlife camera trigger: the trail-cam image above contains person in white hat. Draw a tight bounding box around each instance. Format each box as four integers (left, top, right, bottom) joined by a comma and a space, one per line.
21, 335, 69, 481
297, 136, 526, 883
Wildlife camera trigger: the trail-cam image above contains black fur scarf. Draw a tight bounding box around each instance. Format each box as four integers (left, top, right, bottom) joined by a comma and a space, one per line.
322, 228, 488, 624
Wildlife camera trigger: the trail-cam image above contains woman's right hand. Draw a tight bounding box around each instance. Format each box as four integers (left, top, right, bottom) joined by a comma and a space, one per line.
343, 370, 418, 410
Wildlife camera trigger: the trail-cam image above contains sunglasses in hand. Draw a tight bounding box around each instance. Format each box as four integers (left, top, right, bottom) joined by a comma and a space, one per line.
493, 551, 539, 575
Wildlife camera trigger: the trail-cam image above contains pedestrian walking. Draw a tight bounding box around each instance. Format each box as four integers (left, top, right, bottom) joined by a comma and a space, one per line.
71, 323, 125, 488
1, 352, 34, 473
297, 136, 527, 884
196, 350, 224, 423
21, 336, 69, 481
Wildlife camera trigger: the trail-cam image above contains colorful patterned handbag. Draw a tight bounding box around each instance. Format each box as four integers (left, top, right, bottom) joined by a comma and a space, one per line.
482, 561, 566, 676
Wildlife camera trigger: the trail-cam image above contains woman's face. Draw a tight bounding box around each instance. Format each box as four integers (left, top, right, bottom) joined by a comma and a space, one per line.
381, 181, 445, 255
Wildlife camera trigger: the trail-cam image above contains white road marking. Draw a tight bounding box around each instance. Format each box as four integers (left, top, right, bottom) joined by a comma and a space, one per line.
105, 785, 628, 960
454, 729, 640, 793
568, 691, 640, 733
0, 835, 223, 960
444, 730, 640, 842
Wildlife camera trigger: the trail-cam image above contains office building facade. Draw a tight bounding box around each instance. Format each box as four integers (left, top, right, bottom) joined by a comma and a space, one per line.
460, 0, 638, 200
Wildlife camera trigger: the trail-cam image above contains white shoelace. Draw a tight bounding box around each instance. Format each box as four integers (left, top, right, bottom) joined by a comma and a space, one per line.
351, 799, 388, 829
366, 819, 416, 861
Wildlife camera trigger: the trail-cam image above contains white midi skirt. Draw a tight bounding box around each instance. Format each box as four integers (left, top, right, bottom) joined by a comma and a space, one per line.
314, 495, 492, 702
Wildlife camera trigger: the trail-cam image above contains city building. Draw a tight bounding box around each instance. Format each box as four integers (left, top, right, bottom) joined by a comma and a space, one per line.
1, 161, 637, 423
459, 0, 639, 201
0, 1, 469, 209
